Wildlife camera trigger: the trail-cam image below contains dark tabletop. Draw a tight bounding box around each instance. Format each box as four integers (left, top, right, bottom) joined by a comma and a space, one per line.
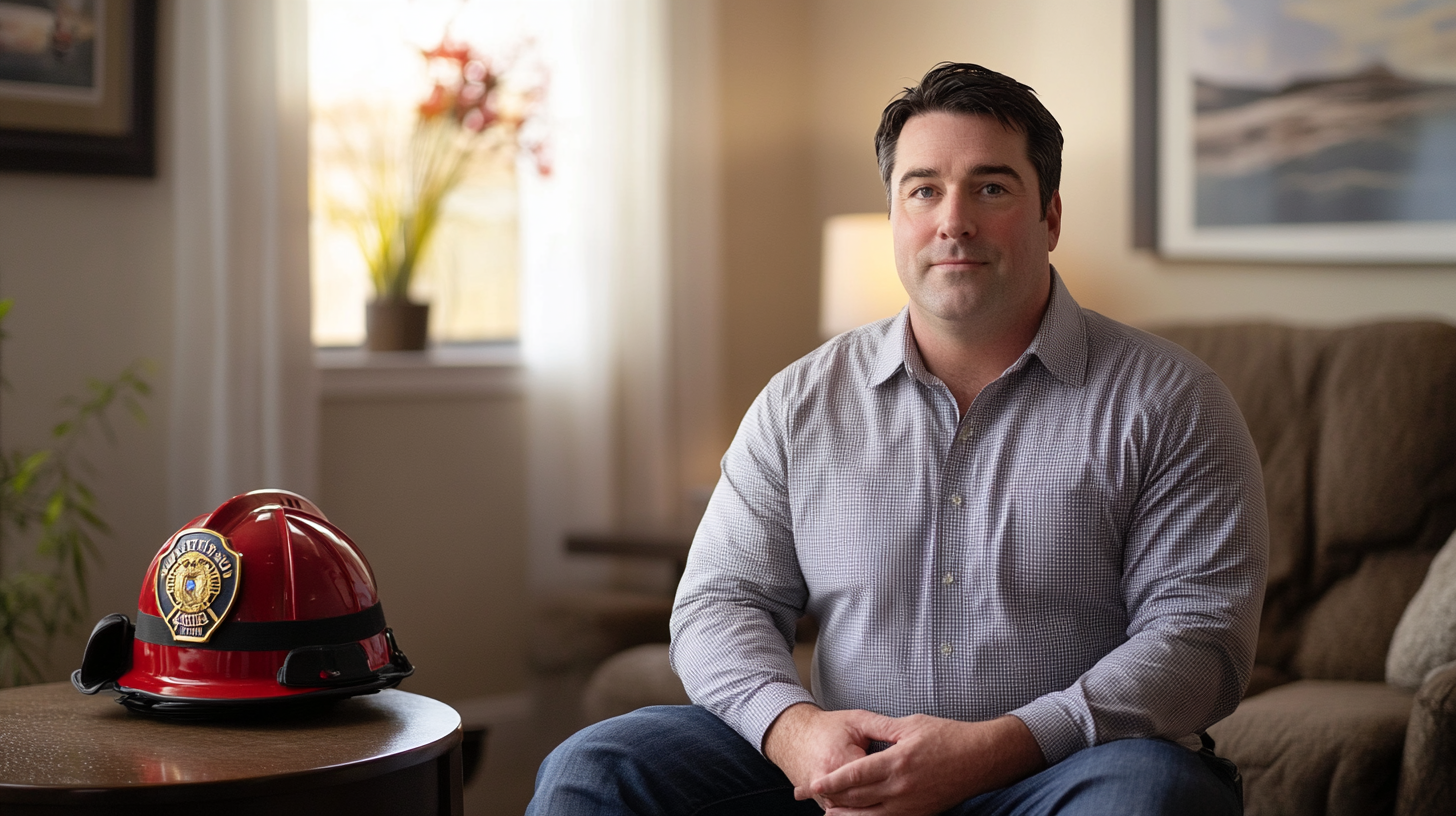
0, 682, 460, 800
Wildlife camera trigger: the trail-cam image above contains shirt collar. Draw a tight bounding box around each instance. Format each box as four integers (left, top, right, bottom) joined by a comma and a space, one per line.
1020, 266, 1088, 388
868, 308, 915, 387
866, 265, 1087, 390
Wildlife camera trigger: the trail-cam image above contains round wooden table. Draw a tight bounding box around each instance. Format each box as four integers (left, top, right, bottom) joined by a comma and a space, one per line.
0, 682, 463, 815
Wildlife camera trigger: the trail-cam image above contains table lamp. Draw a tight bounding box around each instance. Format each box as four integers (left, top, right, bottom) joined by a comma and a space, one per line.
819, 214, 906, 339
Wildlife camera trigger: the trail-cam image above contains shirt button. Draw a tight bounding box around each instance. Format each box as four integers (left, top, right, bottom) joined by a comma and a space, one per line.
941, 572, 954, 585
957, 428, 973, 443
940, 642, 953, 656
949, 494, 963, 507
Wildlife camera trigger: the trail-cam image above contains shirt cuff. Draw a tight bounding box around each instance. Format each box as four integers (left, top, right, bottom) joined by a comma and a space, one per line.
1009, 696, 1089, 765
732, 680, 818, 754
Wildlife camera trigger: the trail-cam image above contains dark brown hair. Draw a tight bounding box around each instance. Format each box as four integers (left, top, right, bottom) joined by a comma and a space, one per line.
875, 63, 1063, 218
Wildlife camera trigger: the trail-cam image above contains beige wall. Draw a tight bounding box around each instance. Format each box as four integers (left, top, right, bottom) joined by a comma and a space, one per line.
0, 175, 176, 673
714, 0, 1456, 431
717, 0, 824, 437
0, 9, 175, 675
319, 394, 529, 702
0, 2, 532, 707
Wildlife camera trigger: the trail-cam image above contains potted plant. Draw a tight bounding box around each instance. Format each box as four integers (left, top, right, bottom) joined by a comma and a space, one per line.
344, 37, 548, 351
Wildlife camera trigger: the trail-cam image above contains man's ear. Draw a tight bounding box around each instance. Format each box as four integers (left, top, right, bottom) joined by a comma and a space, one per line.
1045, 190, 1062, 252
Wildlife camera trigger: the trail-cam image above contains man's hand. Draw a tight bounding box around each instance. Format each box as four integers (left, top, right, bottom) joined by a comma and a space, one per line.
811, 714, 1045, 815
772, 709, 1046, 816
763, 703, 895, 809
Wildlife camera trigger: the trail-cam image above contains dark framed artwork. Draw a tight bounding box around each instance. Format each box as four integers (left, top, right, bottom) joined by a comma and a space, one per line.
1135, 0, 1456, 263
0, 0, 157, 176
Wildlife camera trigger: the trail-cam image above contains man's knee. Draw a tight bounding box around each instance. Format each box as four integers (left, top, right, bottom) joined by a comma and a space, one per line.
530, 706, 683, 815
1045, 738, 1241, 816
536, 706, 690, 788
530, 705, 772, 816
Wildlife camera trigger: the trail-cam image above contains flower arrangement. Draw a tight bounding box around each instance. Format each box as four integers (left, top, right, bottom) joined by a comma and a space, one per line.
346, 37, 549, 305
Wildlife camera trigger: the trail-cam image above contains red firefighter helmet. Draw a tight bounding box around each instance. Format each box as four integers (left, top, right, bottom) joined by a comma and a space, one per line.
73, 489, 412, 714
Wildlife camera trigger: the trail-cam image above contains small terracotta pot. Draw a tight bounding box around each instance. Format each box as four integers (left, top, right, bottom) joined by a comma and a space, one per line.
365, 299, 429, 351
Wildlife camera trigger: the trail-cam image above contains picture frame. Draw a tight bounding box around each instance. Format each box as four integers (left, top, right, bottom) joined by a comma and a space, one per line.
1135, 0, 1456, 264
0, 0, 157, 177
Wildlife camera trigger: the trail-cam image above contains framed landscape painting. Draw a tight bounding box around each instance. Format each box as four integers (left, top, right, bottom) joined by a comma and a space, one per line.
0, 0, 156, 176
1154, 0, 1456, 263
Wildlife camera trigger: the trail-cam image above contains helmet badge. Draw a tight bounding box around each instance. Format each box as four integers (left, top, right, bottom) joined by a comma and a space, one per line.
155, 529, 241, 643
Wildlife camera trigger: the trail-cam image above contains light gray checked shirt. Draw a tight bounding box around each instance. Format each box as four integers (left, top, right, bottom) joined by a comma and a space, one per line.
670, 269, 1268, 764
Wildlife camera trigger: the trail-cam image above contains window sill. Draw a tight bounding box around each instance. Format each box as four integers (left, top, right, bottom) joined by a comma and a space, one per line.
316, 344, 524, 399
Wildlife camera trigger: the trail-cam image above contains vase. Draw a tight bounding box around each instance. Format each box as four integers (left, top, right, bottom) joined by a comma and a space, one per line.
365, 299, 430, 351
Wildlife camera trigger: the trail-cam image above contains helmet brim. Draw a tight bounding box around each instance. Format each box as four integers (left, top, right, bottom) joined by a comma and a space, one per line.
110, 670, 410, 719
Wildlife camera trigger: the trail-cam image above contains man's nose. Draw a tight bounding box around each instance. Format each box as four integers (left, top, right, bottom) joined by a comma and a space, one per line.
937, 193, 976, 240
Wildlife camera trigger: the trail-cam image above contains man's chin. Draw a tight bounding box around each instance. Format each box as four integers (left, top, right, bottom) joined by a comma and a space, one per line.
909, 295, 997, 326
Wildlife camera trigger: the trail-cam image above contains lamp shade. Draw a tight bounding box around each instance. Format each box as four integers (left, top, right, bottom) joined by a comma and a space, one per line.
819, 214, 905, 338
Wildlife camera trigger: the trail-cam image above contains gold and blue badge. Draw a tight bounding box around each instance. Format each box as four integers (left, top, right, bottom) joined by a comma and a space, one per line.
154, 529, 241, 643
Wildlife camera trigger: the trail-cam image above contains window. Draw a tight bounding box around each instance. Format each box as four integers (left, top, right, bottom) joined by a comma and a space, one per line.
308, 0, 547, 347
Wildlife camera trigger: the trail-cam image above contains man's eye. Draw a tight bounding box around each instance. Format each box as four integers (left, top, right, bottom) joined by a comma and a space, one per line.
983, 183, 1006, 195
910, 186, 936, 199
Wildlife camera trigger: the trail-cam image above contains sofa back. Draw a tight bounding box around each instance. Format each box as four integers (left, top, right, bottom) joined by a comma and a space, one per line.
1153, 322, 1456, 683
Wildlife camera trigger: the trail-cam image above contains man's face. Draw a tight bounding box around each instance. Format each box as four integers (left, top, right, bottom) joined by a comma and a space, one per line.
889, 111, 1061, 332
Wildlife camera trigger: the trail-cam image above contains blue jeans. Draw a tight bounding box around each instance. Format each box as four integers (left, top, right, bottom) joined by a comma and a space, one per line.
527, 705, 1243, 816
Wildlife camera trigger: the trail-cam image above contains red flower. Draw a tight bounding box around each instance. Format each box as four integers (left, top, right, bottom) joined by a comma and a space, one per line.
463, 59, 491, 84
417, 83, 449, 120
421, 38, 473, 64
409, 36, 549, 172
461, 106, 499, 133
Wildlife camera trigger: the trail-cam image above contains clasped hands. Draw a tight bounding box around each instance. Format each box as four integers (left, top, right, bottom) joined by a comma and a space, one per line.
762, 703, 1045, 816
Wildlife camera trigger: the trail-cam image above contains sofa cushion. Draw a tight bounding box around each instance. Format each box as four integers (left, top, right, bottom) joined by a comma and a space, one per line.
1155, 322, 1456, 679
1388, 529, 1456, 690
1152, 324, 1321, 671
1293, 549, 1434, 681
581, 642, 815, 723
1398, 661, 1456, 816
1313, 324, 1456, 587
1207, 680, 1413, 816
582, 644, 691, 723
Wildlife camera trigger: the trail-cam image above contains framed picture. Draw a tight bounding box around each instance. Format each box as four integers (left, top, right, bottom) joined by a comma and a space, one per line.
0, 0, 157, 176
1138, 0, 1456, 263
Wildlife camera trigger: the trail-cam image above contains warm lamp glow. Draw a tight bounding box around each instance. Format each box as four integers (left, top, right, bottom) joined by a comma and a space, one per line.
819, 214, 906, 338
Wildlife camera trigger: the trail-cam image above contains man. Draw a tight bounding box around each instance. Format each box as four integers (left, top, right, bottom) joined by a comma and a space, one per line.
529, 63, 1267, 816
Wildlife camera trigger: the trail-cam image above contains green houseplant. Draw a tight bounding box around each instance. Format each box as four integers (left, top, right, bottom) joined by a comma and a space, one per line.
0, 299, 150, 687
342, 37, 548, 351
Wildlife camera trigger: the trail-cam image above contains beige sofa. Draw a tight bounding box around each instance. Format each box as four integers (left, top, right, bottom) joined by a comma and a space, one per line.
584, 321, 1456, 816
1156, 322, 1456, 816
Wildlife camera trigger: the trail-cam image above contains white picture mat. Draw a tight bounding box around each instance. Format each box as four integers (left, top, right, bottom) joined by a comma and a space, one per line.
0, 0, 106, 105
1156, 0, 1456, 264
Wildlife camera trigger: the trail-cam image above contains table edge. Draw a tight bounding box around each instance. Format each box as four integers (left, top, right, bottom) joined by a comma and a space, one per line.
0, 692, 463, 805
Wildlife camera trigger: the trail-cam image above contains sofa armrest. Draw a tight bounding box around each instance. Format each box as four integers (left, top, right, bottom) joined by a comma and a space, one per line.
1398, 661, 1456, 816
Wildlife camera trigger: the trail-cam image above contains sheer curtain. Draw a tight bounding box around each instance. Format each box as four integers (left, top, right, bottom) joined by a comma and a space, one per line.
168, 0, 318, 525
165, 0, 688, 583
519, 0, 681, 589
